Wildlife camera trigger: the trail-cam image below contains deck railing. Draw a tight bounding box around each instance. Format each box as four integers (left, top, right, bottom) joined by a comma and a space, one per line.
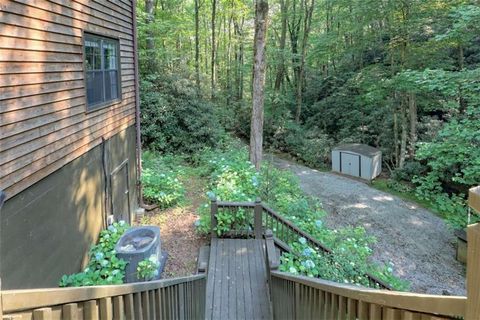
268, 272, 465, 320
211, 199, 392, 290
264, 224, 480, 320
0, 274, 206, 320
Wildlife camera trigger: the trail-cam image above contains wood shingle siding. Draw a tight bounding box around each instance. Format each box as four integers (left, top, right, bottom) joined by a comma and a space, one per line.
0, 0, 137, 200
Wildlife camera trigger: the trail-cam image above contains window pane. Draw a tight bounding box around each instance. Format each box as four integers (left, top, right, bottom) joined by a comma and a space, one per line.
86, 70, 104, 107
85, 38, 101, 70
103, 41, 117, 70
84, 33, 120, 109
104, 70, 119, 101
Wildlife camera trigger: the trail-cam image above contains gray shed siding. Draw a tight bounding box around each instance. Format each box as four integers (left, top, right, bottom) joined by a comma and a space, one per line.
331, 144, 381, 180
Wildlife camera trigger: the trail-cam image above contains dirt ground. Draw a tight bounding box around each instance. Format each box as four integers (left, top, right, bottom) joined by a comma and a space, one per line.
271, 155, 466, 295
139, 175, 208, 278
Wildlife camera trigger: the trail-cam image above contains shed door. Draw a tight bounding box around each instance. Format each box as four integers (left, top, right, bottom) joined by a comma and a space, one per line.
111, 160, 130, 223
340, 153, 360, 177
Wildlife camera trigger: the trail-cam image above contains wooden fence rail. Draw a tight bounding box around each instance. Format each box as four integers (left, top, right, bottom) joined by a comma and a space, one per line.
263, 222, 480, 319
0, 274, 206, 320
269, 271, 465, 320
212, 199, 392, 290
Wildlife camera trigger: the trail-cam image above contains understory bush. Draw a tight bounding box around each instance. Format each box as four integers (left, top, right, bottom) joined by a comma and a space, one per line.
59, 221, 130, 287
263, 111, 334, 169
195, 143, 408, 290
140, 73, 225, 156
412, 108, 480, 228
142, 151, 185, 208
137, 254, 160, 281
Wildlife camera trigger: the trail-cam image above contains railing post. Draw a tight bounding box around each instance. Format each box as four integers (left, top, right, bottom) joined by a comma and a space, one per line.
254, 198, 262, 239
211, 198, 218, 238
466, 222, 480, 320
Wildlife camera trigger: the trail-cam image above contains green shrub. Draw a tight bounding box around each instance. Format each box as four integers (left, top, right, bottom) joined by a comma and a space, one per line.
386, 180, 414, 194
140, 73, 225, 156
59, 221, 130, 287
195, 142, 407, 290
137, 254, 160, 281
141, 151, 185, 208
391, 161, 427, 182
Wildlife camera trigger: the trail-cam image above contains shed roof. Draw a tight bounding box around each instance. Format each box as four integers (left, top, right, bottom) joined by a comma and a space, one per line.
333, 143, 381, 157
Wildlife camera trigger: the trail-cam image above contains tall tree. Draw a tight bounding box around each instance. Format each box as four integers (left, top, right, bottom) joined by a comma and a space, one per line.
294, 0, 315, 122
195, 0, 201, 93
211, 0, 217, 99
145, 0, 156, 69
274, 0, 288, 91
250, 0, 269, 170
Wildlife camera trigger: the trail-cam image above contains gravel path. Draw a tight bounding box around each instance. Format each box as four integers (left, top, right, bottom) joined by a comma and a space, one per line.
270, 155, 466, 295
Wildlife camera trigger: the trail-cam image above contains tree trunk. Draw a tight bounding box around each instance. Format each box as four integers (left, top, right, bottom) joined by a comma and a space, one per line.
250, 0, 269, 170
274, 0, 288, 91
211, 0, 217, 99
195, 0, 200, 93
393, 111, 399, 167
145, 0, 156, 69
295, 0, 314, 123
399, 97, 408, 169
408, 92, 417, 158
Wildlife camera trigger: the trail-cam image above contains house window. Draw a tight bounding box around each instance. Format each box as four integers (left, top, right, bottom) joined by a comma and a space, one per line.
84, 33, 120, 110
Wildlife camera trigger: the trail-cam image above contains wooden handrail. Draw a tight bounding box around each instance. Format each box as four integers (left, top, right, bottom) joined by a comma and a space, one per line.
261, 203, 392, 290
216, 201, 256, 208
211, 199, 392, 290
265, 230, 280, 270
262, 204, 332, 254
270, 271, 465, 318
1, 274, 206, 314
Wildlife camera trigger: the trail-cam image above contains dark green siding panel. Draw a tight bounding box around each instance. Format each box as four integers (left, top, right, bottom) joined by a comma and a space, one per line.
0, 125, 138, 289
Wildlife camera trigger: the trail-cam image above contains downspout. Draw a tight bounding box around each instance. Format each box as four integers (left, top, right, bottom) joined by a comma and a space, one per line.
131, 0, 157, 212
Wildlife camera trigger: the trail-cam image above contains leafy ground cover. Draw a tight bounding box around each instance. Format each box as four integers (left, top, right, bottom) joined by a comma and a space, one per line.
192, 142, 408, 290
60, 221, 130, 287
139, 153, 208, 278
372, 178, 479, 229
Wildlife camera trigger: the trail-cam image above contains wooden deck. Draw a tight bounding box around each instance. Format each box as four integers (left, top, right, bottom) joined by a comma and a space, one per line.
205, 238, 272, 320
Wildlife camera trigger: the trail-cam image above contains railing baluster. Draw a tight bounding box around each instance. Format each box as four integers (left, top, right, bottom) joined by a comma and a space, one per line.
124, 294, 134, 320
84, 300, 99, 320
112, 296, 125, 320
357, 301, 369, 320
370, 304, 382, 319
99, 297, 113, 320
210, 199, 218, 238
62, 303, 78, 320
33, 308, 52, 320
141, 291, 150, 320
133, 293, 143, 320
347, 298, 356, 320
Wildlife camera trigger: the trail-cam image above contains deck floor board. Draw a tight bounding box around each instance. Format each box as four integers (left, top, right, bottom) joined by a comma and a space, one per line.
205, 238, 272, 320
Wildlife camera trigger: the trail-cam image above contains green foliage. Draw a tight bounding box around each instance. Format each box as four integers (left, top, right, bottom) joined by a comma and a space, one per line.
137, 254, 160, 281
279, 237, 408, 290
140, 73, 225, 156
142, 151, 185, 208
194, 143, 407, 289
391, 161, 427, 182
412, 107, 480, 228
59, 222, 130, 287
386, 180, 414, 194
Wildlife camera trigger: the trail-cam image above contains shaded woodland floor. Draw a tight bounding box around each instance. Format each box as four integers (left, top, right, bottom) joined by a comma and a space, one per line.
271, 155, 466, 295
139, 175, 208, 278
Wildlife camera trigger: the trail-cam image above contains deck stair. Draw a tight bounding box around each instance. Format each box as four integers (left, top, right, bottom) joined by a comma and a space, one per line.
1, 198, 480, 319
205, 238, 271, 320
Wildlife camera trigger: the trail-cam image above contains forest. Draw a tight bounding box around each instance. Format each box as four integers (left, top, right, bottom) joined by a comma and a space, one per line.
136, 0, 480, 229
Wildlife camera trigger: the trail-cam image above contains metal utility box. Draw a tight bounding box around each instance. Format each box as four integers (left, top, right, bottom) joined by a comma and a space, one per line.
115, 226, 166, 283
332, 144, 382, 180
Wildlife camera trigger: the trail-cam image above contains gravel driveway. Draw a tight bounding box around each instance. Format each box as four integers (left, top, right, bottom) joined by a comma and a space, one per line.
270, 155, 466, 295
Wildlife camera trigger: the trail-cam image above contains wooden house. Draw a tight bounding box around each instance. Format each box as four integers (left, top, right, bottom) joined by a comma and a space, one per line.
0, 0, 141, 289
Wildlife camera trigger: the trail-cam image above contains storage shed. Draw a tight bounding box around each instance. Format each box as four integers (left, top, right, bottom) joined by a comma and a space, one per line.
331, 144, 382, 180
